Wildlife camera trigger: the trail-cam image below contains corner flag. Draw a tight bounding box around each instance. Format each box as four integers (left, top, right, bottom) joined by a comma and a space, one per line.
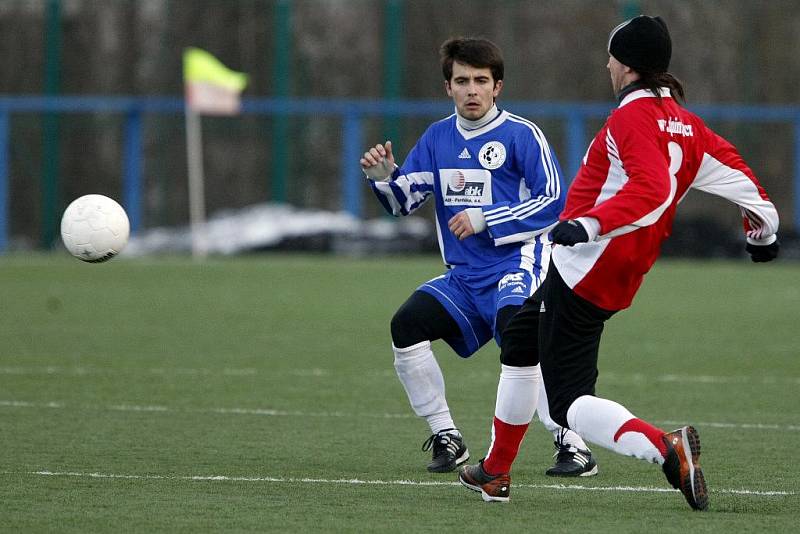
183, 48, 248, 115
182, 48, 248, 258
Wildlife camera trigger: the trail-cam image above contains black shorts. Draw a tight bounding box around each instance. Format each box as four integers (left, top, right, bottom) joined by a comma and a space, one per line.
500, 263, 615, 427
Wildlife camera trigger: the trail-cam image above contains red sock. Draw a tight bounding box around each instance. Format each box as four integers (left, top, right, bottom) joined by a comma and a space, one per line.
614, 418, 668, 457
482, 417, 529, 475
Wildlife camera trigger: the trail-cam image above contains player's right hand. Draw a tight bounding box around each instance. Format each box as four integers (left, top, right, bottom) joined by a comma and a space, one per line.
551, 219, 590, 246
361, 141, 397, 179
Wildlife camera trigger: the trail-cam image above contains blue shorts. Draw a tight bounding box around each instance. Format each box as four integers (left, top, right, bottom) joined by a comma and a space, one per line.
417, 264, 540, 358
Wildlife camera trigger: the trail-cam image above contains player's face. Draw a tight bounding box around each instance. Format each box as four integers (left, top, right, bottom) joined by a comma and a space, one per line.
445, 61, 502, 120
607, 55, 629, 95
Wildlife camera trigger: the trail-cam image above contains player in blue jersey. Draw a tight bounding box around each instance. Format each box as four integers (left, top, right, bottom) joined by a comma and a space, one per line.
360, 37, 598, 476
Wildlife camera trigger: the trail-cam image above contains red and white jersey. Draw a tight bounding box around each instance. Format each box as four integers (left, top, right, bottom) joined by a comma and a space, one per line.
553, 88, 779, 311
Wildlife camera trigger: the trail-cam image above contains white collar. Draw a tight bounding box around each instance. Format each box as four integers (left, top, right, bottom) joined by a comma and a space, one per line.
619, 87, 671, 108
456, 104, 500, 130
455, 105, 509, 139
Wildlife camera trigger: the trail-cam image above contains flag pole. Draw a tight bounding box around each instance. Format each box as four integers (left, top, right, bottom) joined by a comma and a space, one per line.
183, 48, 248, 259
185, 107, 207, 259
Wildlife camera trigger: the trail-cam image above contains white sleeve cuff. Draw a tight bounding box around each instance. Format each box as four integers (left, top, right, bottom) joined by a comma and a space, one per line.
464, 207, 487, 233
746, 234, 777, 246
575, 217, 601, 241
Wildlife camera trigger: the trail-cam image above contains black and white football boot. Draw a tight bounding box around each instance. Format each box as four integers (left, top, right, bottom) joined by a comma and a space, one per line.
545, 430, 598, 477
421, 428, 469, 473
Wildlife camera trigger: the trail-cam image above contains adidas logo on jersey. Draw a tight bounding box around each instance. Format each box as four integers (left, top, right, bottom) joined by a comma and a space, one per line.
458, 148, 471, 159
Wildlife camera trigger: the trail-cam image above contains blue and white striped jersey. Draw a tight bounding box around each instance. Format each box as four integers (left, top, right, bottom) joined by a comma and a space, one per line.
368, 108, 565, 270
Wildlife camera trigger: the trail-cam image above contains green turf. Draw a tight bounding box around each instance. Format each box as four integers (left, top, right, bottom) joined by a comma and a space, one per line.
1, 253, 798, 532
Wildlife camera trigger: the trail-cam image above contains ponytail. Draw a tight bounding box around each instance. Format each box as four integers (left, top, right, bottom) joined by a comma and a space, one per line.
639, 72, 685, 103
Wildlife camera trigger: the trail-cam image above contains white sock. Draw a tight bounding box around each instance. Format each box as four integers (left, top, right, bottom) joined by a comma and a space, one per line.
393, 341, 455, 434
567, 395, 662, 463
494, 364, 539, 425
535, 384, 591, 451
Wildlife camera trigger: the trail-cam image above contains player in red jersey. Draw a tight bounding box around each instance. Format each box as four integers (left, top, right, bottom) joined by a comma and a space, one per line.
459, 15, 779, 508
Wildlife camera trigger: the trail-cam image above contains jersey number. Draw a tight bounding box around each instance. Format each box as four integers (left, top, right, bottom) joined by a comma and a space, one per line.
668, 141, 683, 177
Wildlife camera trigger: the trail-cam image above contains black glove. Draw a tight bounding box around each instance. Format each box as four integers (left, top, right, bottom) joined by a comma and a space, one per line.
745, 240, 779, 263
551, 220, 589, 246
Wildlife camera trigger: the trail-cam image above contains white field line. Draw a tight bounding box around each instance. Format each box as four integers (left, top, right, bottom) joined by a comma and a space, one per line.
14, 471, 793, 497
0, 366, 257, 376
2, 399, 799, 431
600, 372, 800, 385
658, 420, 800, 431
1, 365, 799, 385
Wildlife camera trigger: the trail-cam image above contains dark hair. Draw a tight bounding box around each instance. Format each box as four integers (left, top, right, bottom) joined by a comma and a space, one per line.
638, 71, 686, 103
440, 37, 504, 82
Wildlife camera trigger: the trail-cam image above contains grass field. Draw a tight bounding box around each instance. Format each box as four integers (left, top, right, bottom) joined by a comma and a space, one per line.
1, 253, 798, 532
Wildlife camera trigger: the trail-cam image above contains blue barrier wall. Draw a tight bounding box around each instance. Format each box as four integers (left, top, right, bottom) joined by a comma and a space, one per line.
0, 95, 798, 252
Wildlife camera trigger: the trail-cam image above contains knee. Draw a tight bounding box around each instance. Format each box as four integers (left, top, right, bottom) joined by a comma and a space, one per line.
391, 307, 425, 348
499, 329, 539, 367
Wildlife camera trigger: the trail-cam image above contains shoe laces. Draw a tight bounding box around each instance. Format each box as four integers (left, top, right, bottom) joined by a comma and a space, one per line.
555, 427, 570, 447
422, 429, 460, 455
552, 441, 580, 461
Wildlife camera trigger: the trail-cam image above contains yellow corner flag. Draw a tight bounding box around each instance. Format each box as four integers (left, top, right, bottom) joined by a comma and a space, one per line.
183, 47, 248, 115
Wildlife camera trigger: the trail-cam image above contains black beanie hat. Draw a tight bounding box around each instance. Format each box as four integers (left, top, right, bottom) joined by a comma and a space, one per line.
608, 15, 671, 73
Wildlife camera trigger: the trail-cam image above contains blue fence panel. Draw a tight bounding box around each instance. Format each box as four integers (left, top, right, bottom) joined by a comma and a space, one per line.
0, 95, 797, 253
123, 108, 143, 233
795, 120, 800, 242
0, 110, 8, 252
341, 110, 364, 218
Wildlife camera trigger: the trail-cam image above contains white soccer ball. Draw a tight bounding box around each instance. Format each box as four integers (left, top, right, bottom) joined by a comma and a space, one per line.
60, 194, 130, 263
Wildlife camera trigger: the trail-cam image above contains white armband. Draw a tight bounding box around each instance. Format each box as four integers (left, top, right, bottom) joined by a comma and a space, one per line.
464, 207, 487, 233
575, 217, 601, 241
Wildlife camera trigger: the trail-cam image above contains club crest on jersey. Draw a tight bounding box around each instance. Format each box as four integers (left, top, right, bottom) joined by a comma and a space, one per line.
478, 141, 506, 170
440, 168, 493, 206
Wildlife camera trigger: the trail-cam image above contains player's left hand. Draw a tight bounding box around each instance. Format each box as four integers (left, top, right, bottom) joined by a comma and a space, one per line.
746, 240, 779, 262
448, 212, 476, 240
551, 220, 589, 246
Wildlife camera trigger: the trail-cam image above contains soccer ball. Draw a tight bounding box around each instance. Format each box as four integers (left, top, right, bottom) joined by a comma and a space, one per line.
60, 194, 130, 263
